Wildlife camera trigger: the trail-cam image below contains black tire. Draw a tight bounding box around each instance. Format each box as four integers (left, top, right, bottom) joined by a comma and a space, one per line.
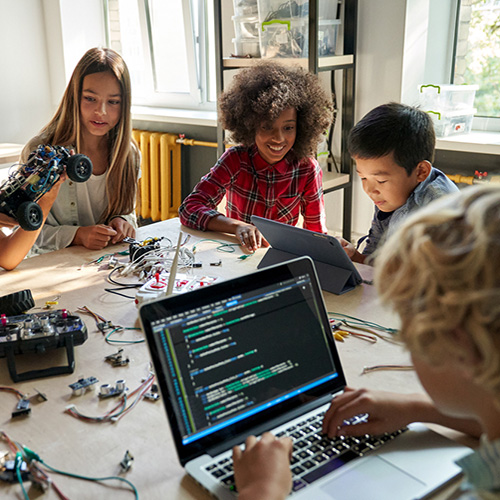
0, 289, 35, 316
66, 154, 93, 183
17, 201, 43, 231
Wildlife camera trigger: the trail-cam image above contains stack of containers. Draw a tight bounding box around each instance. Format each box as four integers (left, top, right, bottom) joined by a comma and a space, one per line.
418, 84, 478, 137
232, 0, 261, 57
231, 0, 341, 59
258, 0, 340, 58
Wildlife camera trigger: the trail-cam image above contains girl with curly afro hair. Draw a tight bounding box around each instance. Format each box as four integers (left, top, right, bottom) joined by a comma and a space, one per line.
179, 61, 334, 251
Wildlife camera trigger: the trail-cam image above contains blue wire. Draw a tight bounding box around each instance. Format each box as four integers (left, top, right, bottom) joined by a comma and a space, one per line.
29, 163, 58, 194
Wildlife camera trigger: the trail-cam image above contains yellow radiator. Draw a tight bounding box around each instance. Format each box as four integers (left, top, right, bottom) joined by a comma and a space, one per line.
132, 130, 182, 221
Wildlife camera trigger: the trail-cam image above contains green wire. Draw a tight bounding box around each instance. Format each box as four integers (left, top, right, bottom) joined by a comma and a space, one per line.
22, 446, 139, 498
192, 238, 241, 253
15, 453, 29, 500
105, 327, 144, 345
328, 312, 398, 334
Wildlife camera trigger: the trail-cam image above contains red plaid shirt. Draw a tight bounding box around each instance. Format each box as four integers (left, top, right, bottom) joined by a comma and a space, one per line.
179, 145, 327, 233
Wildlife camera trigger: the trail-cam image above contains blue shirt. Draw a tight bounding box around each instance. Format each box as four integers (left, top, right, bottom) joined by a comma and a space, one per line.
454, 435, 500, 499
362, 166, 458, 256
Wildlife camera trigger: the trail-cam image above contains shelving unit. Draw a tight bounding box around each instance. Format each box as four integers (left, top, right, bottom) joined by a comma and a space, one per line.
214, 0, 357, 240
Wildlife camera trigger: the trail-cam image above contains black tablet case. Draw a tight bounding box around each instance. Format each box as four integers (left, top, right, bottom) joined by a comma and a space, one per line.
251, 216, 362, 295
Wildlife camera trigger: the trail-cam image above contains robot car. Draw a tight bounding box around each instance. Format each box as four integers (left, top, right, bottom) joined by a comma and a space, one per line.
0, 145, 92, 231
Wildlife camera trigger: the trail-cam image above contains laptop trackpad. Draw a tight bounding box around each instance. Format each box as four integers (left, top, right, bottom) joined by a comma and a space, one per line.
320, 456, 424, 500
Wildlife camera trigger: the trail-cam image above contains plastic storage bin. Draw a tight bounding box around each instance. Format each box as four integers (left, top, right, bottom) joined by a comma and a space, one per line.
260, 18, 340, 58
428, 108, 476, 138
232, 15, 260, 39
232, 37, 261, 57
257, 0, 340, 58
418, 84, 478, 112
231, 10, 261, 57
233, 0, 259, 17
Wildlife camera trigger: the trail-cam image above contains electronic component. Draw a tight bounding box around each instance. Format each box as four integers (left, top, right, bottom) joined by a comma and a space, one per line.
0, 309, 88, 382
97, 320, 115, 333
108, 256, 119, 268
129, 238, 163, 262
98, 380, 127, 399
12, 398, 31, 418
144, 382, 160, 401
105, 349, 130, 367
144, 392, 160, 401
119, 450, 134, 472
0, 458, 31, 483
32, 388, 48, 402
135, 274, 218, 306
69, 376, 99, 396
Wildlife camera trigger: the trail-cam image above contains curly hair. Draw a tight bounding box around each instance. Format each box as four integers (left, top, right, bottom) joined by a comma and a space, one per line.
374, 185, 500, 408
218, 61, 334, 160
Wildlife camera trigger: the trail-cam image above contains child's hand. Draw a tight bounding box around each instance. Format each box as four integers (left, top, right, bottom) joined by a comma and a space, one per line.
236, 224, 268, 252
337, 237, 356, 257
322, 387, 418, 438
108, 217, 136, 244
38, 173, 67, 210
72, 224, 117, 250
336, 237, 365, 263
233, 432, 293, 500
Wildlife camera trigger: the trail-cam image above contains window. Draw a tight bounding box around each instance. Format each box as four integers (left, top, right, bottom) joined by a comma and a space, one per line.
454, 0, 500, 125
107, 0, 216, 110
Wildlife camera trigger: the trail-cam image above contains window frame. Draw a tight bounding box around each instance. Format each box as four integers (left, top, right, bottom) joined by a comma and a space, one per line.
402, 0, 499, 135
452, 0, 500, 129
107, 0, 216, 112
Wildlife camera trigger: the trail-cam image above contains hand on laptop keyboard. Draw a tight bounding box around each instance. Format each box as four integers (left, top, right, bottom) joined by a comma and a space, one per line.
322, 387, 418, 437
233, 432, 293, 500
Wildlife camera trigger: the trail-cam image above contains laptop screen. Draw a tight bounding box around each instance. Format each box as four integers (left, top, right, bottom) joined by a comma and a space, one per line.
141, 257, 346, 463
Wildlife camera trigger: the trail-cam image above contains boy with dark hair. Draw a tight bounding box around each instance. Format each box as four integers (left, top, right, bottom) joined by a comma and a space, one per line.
339, 102, 458, 263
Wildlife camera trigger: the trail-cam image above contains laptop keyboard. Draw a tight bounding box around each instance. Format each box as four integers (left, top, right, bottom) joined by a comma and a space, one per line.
204, 410, 408, 494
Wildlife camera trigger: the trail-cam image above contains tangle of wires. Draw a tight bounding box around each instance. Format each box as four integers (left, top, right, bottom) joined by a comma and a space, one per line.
0, 431, 139, 499
65, 371, 155, 423
77, 306, 143, 345
104, 235, 194, 299
328, 312, 400, 344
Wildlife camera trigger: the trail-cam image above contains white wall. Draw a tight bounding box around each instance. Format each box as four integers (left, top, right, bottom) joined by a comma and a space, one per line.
0, 0, 106, 146
0, 0, 53, 144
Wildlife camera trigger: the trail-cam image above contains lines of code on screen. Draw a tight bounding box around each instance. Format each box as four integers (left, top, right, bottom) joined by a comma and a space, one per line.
154, 276, 335, 441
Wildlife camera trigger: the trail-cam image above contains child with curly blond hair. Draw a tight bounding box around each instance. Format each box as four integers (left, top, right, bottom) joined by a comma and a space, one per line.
179, 61, 334, 251
234, 186, 500, 499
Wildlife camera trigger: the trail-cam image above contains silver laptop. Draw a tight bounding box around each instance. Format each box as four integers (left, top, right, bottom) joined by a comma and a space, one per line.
251, 215, 362, 295
139, 256, 470, 500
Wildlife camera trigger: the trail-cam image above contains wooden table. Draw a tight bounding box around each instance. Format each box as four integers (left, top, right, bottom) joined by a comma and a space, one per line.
0, 219, 472, 499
